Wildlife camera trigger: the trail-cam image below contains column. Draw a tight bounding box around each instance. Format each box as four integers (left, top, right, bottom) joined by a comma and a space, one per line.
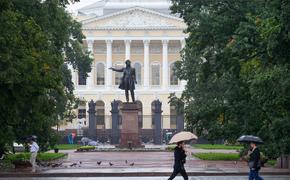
106, 40, 113, 88
87, 40, 94, 89
162, 40, 169, 89
143, 40, 150, 88
180, 39, 187, 88
125, 40, 131, 60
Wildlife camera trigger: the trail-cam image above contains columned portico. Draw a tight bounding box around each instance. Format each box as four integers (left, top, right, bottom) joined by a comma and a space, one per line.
106, 40, 113, 88
143, 40, 150, 88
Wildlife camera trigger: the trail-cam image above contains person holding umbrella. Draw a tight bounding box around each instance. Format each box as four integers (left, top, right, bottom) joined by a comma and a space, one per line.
168, 141, 188, 180
248, 142, 263, 180
168, 131, 198, 180
237, 135, 264, 180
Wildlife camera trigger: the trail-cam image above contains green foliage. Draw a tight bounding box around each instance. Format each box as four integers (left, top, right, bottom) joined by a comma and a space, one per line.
166, 145, 176, 151
76, 146, 95, 152
171, 0, 290, 158
193, 144, 242, 150
193, 153, 240, 161
55, 144, 81, 150
0, 0, 92, 152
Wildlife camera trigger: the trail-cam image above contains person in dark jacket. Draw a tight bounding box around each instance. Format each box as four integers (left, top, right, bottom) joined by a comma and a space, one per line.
168, 141, 188, 180
248, 142, 263, 180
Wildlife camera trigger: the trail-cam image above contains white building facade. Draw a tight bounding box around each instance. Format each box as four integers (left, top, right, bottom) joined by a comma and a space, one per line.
64, 0, 187, 140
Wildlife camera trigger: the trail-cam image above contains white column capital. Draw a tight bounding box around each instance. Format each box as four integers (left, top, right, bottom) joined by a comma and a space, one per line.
106, 39, 113, 45
162, 39, 169, 45
87, 40, 94, 46
143, 40, 150, 46
124, 40, 131, 44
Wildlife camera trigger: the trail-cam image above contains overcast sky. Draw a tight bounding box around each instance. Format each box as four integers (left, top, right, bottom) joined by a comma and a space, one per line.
66, 0, 100, 14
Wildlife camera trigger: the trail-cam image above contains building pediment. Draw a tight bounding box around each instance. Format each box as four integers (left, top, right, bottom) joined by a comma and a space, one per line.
81, 7, 186, 30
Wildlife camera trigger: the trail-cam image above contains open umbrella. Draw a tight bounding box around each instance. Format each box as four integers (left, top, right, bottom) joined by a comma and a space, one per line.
237, 135, 264, 144
169, 131, 198, 144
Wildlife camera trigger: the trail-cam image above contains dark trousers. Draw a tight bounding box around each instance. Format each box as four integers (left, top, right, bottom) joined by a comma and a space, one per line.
249, 169, 263, 180
125, 89, 135, 102
168, 168, 188, 180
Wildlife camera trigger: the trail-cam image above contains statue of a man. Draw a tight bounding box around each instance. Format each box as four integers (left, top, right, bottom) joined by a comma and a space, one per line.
109, 60, 137, 102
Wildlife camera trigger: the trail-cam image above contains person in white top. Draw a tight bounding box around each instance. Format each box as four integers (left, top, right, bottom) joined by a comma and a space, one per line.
28, 137, 39, 172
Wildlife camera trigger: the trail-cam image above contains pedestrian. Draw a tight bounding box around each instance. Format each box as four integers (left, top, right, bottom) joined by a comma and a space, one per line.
168, 141, 188, 180
28, 136, 39, 172
248, 142, 263, 180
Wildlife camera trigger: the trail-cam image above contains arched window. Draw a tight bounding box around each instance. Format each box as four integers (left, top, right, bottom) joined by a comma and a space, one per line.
78, 71, 86, 85
96, 63, 105, 85
170, 62, 178, 85
151, 63, 160, 85
134, 62, 142, 85
170, 103, 177, 129
95, 101, 105, 128
114, 62, 123, 85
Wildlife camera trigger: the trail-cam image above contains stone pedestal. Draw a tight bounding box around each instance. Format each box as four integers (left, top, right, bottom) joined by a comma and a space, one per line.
118, 102, 143, 148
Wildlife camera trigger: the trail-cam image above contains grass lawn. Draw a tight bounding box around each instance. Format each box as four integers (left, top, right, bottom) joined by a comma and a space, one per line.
55, 144, 81, 150
193, 152, 240, 161
7, 152, 67, 162
193, 144, 243, 150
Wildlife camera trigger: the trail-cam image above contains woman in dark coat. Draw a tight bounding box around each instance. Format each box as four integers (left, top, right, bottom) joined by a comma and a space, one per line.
248, 142, 263, 180
168, 141, 188, 180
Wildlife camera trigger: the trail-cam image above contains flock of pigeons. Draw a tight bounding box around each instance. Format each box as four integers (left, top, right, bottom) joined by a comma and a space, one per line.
38, 160, 135, 168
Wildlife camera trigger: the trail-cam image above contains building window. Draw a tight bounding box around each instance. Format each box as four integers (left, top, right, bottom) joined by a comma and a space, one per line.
134, 62, 142, 85
114, 62, 123, 85
78, 71, 86, 85
151, 63, 160, 85
96, 63, 105, 85
95, 101, 105, 127
78, 109, 86, 119
170, 62, 178, 85
170, 104, 177, 129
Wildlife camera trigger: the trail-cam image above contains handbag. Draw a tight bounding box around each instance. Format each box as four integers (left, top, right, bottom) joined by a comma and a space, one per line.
248, 161, 261, 169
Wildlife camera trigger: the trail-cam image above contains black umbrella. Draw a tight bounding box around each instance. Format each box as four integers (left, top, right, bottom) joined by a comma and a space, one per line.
237, 135, 264, 144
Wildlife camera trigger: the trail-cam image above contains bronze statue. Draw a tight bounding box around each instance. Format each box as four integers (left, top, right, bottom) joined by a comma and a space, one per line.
109, 60, 137, 102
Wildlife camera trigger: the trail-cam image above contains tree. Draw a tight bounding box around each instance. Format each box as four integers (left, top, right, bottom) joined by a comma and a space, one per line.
171, 0, 290, 157
0, 0, 92, 151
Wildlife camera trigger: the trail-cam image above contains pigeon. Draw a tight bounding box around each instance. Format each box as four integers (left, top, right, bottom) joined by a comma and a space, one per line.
129, 162, 134, 166
109, 162, 113, 166
97, 161, 102, 165
52, 163, 62, 168
70, 163, 77, 167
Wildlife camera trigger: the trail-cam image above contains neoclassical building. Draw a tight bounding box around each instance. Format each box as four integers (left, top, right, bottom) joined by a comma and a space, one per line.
63, 0, 187, 140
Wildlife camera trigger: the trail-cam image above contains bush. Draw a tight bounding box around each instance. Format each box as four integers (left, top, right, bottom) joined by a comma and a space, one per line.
76, 146, 95, 152
193, 144, 243, 150
55, 144, 81, 150
193, 153, 240, 161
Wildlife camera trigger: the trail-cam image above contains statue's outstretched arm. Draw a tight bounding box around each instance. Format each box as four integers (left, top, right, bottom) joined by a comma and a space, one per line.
109, 67, 123, 72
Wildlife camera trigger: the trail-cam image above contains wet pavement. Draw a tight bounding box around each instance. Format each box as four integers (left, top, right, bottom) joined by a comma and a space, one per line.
1, 176, 290, 180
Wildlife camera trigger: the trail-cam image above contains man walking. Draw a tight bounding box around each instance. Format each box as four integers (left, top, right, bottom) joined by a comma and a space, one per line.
29, 136, 39, 172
